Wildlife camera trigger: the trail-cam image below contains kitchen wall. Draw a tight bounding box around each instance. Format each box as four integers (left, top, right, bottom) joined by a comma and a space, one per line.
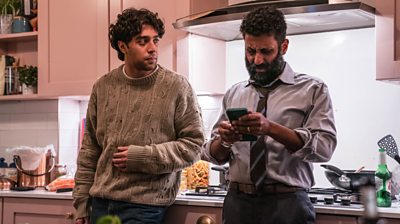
224, 27, 400, 187
0, 99, 83, 172
0, 100, 59, 164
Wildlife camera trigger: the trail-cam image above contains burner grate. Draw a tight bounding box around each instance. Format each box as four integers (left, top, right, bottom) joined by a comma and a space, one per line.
184, 185, 227, 197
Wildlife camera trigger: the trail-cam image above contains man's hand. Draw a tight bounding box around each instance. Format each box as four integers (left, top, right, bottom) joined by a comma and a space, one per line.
232, 111, 270, 136
218, 120, 241, 144
112, 146, 129, 172
75, 217, 89, 224
209, 121, 241, 163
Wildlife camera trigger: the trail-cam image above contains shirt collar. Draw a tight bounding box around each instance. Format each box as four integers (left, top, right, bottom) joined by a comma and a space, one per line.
122, 64, 159, 79
246, 63, 295, 88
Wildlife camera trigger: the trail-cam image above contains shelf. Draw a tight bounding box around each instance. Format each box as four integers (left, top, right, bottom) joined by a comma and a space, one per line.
0, 31, 38, 42
0, 94, 49, 101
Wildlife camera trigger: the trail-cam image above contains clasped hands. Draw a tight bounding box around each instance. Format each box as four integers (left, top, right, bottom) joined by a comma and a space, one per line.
219, 111, 270, 144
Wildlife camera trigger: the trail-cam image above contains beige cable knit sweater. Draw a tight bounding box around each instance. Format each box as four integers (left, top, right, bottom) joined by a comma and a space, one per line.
73, 65, 204, 218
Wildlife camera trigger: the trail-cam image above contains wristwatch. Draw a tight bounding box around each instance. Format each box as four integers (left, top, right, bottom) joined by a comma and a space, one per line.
220, 139, 233, 148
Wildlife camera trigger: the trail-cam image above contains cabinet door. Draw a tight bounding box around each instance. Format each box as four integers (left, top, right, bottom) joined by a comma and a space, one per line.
0, 198, 3, 224
109, 0, 190, 77
38, 0, 109, 96
163, 204, 222, 224
3, 198, 74, 224
316, 214, 358, 224
376, 0, 400, 82
315, 213, 357, 224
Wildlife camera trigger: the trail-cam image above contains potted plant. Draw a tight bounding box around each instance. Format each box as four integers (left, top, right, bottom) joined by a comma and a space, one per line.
18, 65, 37, 94
0, 0, 20, 34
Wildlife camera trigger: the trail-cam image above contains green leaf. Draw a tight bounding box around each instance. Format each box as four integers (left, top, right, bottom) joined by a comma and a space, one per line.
95, 215, 122, 224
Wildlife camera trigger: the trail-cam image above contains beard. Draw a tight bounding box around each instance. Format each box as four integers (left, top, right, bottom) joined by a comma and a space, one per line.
246, 52, 285, 86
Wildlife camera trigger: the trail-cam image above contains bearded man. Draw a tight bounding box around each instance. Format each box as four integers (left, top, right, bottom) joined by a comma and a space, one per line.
202, 6, 337, 224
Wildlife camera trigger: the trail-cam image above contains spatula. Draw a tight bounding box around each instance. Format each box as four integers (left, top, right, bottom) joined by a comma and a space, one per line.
378, 134, 400, 165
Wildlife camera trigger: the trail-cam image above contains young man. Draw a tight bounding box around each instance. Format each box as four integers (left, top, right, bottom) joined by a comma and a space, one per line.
202, 6, 337, 224
73, 8, 204, 224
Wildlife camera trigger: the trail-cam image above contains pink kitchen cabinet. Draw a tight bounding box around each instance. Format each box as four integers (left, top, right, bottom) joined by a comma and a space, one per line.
38, 0, 110, 96
376, 0, 400, 83
0, 31, 39, 101
3, 197, 74, 224
316, 214, 357, 224
0, 198, 2, 224
163, 204, 222, 224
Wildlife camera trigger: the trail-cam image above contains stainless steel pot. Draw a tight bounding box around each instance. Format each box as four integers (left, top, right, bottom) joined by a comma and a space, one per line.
321, 164, 375, 191
211, 165, 229, 190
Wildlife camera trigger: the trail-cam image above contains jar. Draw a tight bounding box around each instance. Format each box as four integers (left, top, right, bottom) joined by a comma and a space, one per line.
12, 16, 32, 33
4, 66, 21, 95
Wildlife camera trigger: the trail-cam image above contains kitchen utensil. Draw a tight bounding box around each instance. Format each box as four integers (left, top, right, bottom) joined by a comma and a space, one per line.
211, 165, 229, 190
321, 164, 351, 183
355, 166, 365, 173
321, 164, 375, 191
378, 134, 400, 164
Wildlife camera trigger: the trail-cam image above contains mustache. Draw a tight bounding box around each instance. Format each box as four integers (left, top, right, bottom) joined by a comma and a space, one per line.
246, 62, 272, 72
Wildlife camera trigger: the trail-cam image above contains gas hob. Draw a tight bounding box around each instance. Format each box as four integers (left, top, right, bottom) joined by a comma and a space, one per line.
308, 188, 363, 208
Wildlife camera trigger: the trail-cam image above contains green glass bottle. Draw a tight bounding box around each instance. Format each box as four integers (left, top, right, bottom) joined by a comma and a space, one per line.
375, 148, 392, 207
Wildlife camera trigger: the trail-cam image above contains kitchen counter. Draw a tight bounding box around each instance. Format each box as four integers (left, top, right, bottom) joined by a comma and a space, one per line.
0, 189, 72, 200
174, 194, 400, 219
0, 190, 399, 219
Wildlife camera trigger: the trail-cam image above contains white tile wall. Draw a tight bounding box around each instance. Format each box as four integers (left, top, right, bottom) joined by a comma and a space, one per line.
58, 99, 81, 171
0, 100, 59, 164
198, 95, 224, 141
197, 95, 224, 186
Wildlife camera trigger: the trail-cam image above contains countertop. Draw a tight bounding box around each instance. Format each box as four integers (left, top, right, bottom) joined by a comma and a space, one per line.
0, 190, 399, 219
0, 189, 72, 200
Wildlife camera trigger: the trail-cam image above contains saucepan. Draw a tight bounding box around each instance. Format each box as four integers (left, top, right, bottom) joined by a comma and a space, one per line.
321, 164, 375, 191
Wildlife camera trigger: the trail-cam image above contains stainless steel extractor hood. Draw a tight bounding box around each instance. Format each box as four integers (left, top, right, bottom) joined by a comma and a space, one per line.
173, 0, 375, 41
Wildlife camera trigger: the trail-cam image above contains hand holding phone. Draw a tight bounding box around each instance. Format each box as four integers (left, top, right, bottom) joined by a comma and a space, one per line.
226, 108, 257, 141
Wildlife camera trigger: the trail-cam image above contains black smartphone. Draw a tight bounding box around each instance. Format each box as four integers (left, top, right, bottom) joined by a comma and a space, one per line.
226, 108, 257, 141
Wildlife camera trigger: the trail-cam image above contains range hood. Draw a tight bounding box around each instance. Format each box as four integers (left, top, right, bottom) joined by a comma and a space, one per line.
173, 0, 375, 41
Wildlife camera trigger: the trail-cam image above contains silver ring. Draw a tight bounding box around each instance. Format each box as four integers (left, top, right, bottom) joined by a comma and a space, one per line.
247, 127, 251, 132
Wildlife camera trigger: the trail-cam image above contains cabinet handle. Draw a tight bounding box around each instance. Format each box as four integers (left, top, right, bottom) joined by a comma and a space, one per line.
65, 212, 74, 219
196, 215, 216, 224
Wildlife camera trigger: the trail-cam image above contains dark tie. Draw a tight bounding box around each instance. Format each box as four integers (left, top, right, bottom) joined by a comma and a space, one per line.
250, 89, 268, 190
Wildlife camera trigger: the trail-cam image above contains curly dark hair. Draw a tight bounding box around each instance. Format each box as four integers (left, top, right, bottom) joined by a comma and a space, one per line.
240, 6, 287, 45
109, 8, 165, 61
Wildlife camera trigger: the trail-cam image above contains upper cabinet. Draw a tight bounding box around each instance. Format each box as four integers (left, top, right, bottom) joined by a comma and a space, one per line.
38, 0, 109, 96
376, 0, 400, 83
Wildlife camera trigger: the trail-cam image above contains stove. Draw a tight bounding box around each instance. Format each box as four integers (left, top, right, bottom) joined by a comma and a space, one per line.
183, 186, 365, 208
307, 187, 363, 208
184, 185, 227, 197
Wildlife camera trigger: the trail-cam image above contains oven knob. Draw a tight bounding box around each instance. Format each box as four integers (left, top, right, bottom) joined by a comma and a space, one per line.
324, 197, 334, 204
196, 215, 216, 224
309, 196, 317, 204
340, 198, 351, 206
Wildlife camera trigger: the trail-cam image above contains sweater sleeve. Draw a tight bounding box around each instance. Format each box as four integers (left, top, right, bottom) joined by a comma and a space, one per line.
126, 80, 204, 174
72, 83, 102, 218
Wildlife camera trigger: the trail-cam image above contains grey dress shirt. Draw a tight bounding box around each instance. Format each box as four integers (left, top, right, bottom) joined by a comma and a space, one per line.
202, 63, 337, 189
